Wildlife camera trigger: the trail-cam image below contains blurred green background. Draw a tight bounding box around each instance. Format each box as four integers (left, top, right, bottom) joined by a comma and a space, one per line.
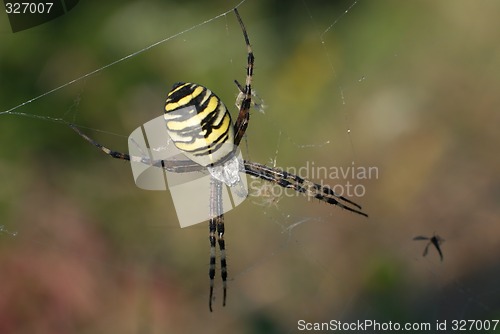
1, 0, 499, 333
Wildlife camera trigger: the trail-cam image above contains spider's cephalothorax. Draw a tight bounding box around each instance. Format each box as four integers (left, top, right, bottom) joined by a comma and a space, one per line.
164, 82, 235, 167
70, 8, 367, 313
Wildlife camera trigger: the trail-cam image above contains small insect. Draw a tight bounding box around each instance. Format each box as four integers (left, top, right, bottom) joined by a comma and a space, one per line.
70, 8, 368, 311
413, 234, 444, 261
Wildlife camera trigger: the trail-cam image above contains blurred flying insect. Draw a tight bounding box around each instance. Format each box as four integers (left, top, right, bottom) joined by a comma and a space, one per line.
413, 234, 444, 261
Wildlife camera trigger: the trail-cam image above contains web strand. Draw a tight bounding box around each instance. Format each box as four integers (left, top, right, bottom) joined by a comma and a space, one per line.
1, 1, 248, 119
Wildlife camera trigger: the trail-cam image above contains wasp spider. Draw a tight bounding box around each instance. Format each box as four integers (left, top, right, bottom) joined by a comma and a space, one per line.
70, 8, 368, 312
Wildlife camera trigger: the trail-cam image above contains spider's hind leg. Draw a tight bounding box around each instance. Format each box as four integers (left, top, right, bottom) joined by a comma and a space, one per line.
216, 215, 227, 306
208, 177, 227, 311
208, 218, 217, 312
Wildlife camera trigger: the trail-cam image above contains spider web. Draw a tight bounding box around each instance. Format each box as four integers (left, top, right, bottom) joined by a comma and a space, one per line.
1, 1, 500, 333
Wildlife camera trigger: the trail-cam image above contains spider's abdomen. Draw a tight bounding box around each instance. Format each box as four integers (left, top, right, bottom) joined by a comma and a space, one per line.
164, 82, 235, 167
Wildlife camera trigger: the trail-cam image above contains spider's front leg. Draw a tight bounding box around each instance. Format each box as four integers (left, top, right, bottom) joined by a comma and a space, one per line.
233, 8, 254, 147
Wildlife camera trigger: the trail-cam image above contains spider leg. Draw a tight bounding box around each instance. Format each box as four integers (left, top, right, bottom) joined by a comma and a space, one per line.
208, 177, 226, 311
234, 79, 245, 94
233, 8, 254, 146
70, 124, 206, 173
208, 217, 217, 312
243, 161, 368, 217
216, 214, 227, 307
70, 124, 132, 161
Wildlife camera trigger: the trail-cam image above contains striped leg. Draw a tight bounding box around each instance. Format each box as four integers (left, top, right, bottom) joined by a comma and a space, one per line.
208, 217, 217, 312
243, 161, 368, 217
233, 7, 254, 146
208, 177, 225, 311
216, 215, 227, 306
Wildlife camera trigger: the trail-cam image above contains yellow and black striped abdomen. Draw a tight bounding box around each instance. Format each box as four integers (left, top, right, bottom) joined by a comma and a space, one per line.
164, 82, 235, 167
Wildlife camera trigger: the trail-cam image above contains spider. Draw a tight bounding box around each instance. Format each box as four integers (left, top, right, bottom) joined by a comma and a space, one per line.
70, 8, 368, 311
413, 234, 444, 261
